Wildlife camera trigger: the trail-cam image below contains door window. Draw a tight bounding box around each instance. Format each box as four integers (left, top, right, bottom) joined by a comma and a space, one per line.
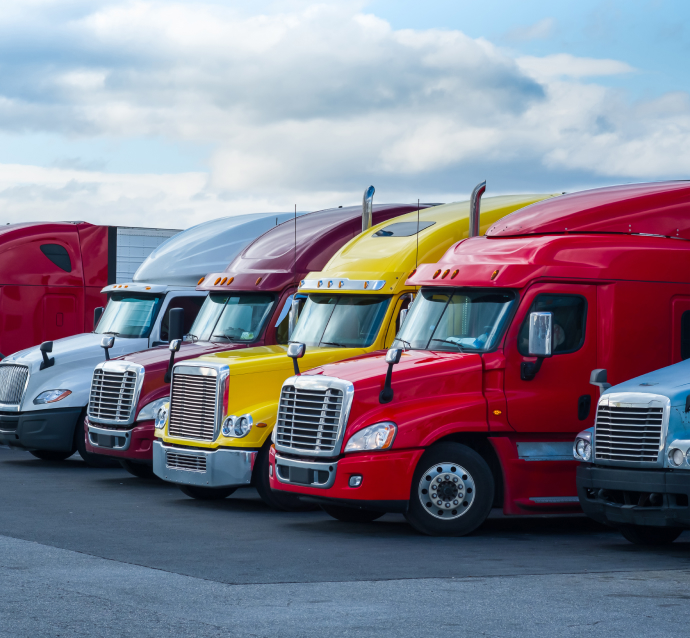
40, 244, 72, 272
517, 294, 587, 356
160, 296, 206, 341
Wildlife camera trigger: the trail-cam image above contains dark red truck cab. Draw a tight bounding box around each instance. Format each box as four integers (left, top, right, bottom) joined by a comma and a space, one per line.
269, 181, 690, 535
85, 202, 432, 476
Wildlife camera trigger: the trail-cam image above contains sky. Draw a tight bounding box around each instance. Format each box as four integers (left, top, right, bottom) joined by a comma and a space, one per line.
0, 0, 689, 229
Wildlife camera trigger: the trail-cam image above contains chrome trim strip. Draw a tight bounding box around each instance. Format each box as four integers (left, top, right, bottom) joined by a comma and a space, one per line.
299, 277, 386, 292
87, 361, 145, 426
516, 441, 574, 462
529, 496, 579, 503
274, 454, 338, 489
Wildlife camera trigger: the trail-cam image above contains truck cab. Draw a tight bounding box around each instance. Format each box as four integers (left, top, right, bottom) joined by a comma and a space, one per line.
84, 200, 429, 477
154, 193, 553, 509
268, 181, 690, 535
576, 359, 690, 545
0, 213, 294, 465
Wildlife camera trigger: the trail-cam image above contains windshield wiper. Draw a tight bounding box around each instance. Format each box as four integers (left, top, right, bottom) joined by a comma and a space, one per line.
186, 333, 198, 343
102, 331, 120, 336
395, 338, 411, 350
429, 338, 465, 352
321, 341, 349, 348
212, 334, 238, 341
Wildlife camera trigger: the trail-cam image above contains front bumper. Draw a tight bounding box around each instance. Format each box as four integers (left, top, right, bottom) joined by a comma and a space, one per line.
0, 407, 83, 452
85, 418, 155, 462
268, 446, 424, 512
577, 464, 690, 528
152, 440, 257, 488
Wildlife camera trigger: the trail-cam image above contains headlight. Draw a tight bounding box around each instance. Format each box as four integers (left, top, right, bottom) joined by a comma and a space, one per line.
137, 397, 170, 422
155, 403, 169, 430
221, 414, 253, 438
574, 438, 592, 462
33, 389, 71, 405
669, 448, 685, 467
344, 422, 396, 452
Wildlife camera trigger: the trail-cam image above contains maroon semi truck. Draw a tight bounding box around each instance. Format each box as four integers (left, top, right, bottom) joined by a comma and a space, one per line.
0, 222, 178, 356
85, 197, 433, 478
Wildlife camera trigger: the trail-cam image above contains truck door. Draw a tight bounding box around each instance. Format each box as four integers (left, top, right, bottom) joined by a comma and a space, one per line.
503, 283, 597, 433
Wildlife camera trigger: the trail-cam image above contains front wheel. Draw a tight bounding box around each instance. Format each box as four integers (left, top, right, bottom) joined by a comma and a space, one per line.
178, 485, 236, 500
321, 504, 384, 523
29, 449, 74, 461
254, 442, 318, 511
120, 459, 157, 479
619, 525, 684, 546
404, 442, 494, 537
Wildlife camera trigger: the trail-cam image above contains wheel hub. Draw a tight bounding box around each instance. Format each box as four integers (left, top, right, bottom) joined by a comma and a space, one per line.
417, 463, 475, 520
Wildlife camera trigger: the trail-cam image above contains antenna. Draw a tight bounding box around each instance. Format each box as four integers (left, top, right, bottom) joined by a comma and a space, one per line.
294, 204, 297, 274
415, 199, 420, 268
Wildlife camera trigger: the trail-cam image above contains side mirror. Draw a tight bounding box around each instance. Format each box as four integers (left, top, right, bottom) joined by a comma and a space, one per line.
380, 347, 403, 403
39, 341, 54, 370
528, 312, 553, 357
164, 339, 182, 383
287, 342, 306, 375
590, 369, 611, 396
288, 299, 300, 340
168, 308, 184, 342
93, 307, 104, 330
101, 335, 115, 361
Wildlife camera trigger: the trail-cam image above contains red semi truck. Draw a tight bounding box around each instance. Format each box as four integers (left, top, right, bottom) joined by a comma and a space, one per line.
0, 222, 178, 356
269, 181, 690, 535
84, 198, 432, 480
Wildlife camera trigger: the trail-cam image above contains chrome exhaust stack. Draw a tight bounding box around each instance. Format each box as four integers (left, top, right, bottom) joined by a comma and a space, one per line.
469, 180, 486, 238
362, 185, 375, 233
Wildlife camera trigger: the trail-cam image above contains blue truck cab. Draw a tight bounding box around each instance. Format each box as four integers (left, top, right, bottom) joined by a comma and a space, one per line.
574, 364, 690, 545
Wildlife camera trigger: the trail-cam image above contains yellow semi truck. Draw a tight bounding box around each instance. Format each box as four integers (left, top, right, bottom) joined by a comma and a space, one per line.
153, 193, 555, 509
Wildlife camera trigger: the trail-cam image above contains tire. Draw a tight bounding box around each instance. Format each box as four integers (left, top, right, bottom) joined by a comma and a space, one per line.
178, 484, 236, 500
404, 442, 494, 537
74, 413, 120, 468
120, 459, 157, 479
321, 504, 384, 523
29, 449, 74, 461
254, 442, 319, 511
619, 525, 684, 546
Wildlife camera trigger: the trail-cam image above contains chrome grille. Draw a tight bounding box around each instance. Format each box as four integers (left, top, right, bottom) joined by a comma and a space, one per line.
88, 368, 138, 423
166, 450, 207, 472
276, 385, 344, 454
595, 404, 664, 463
168, 372, 218, 441
0, 365, 28, 406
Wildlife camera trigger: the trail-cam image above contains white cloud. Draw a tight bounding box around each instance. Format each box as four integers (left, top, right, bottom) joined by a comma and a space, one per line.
0, 1, 688, 228
504, 17, 556, 43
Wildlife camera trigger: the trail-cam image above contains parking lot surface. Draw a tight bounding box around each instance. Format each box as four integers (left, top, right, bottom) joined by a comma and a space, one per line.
1, 447, 689, 637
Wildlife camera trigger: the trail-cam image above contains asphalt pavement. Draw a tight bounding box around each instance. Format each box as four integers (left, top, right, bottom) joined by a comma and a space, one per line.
1, 446, 689, 637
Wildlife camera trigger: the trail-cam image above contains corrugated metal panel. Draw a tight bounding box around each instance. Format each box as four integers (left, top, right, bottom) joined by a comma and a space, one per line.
116, 227, 180, 282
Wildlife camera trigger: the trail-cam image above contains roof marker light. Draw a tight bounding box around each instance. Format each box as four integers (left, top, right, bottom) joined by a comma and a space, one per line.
317, 281, 322, 288
227, 277, 234, 285
214, 277, 221, 285
198, 277, 204, 285
256, 277, 262, 285
220, 277, 227, 285
433, 269, 441, 279
409, 269, 417, 278
451, 270, 459, 279
327, 280, 332, 288
338, 280, 344, 288
442, 269, 450, 279
364, 281, 369, 289
145, 286, 151, 290
491, 269, 499, 280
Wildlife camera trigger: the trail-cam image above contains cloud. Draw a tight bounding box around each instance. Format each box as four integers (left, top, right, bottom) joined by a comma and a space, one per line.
504, 17, 556, 43
0, 1, 688, 228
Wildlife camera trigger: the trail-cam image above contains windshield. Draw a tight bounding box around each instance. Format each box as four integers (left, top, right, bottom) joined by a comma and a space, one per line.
96, 293, 163, 339
187, 293, 275, 342
290, 294, 391, 348
394, 288, 516, 353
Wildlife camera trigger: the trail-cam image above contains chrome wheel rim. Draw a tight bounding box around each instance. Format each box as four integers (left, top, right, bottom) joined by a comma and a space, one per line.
417, 463, 475, 520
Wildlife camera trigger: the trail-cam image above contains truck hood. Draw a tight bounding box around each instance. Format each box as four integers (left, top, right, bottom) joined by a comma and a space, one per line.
1, 332, 149, 412
304, 349, 485, 449
603, 358, 690, 407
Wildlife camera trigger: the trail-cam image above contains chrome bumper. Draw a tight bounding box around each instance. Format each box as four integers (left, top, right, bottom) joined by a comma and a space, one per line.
87, 423, 132, 451
274, 453, 338, 489
153, 441, 257, 488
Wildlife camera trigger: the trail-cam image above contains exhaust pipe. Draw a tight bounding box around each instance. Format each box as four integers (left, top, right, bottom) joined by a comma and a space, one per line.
469, 180, 486, 238
362, 185, 375, 233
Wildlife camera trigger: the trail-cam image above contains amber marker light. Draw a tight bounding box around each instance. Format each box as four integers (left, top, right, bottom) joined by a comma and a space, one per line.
338, 281, 344, 288
220, 277, 227, 285
317, 280, 322, 288
214, 277, 221, 285
451, 270, 459, 279
409, 269, 417, 278
327, 280, 332, 288
433, 269, 441, 279
198, 277, 205, 285
442, 269, 450, 279
256, 277, 262, 285
227, 277, 234, 285
145, 286, 151, 290
491, 269, 499, 280
493, 409, 502, 416
256, 422, 267, 428
364, 281, 369, 289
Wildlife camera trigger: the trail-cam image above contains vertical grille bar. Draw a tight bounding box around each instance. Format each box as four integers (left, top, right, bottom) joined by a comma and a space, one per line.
0, 365, 29, 406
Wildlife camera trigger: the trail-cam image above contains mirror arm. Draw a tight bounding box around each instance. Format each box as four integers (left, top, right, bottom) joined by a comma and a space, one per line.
164, 351, 176, 383
292, 358, 300, 376
520, 357, 544, 381
379, 362, 395, 403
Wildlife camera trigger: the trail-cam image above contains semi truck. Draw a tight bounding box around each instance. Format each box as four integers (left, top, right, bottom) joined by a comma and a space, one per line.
268, 181, 690, 536
0, 212, 297, 465
0, 222, 180, 356
575, 359, 690, 545
153, 191, 554, 510
84, 196, 431, 479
